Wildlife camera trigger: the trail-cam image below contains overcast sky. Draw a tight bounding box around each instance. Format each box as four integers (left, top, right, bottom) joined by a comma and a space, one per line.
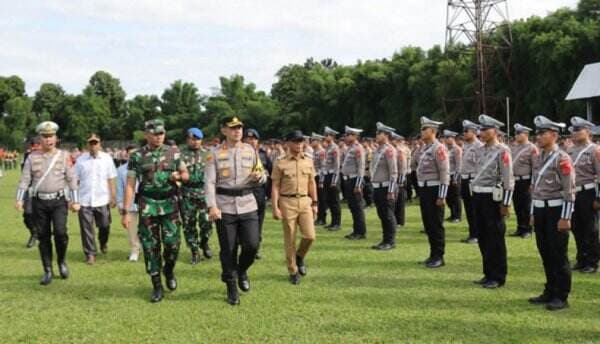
0, 0, 578, 97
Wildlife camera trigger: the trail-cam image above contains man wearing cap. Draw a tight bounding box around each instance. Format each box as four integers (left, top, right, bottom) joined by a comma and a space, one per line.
567, 116, 600, 273
244, 128, 272, 260
391, 133, 408, 227
205, 116, 267, 305
180, 128, 213, 265
22, 137, 41, 248
122, 119, 189, 303
15, 121, 79, 285
443, 130, 462, 223
362, 137, 375, 207
75, 133, 118, 265
510, 124, 538, 238
460, 120, 483, 243
271, 130, 318, 284
470, 115, 514, 289
311, 133, 329, 225
370, 122, 399, 250
528, 115, 575, 311
341, 126, 367, 240
322, 126, 342, 230
416, 117, 450, 268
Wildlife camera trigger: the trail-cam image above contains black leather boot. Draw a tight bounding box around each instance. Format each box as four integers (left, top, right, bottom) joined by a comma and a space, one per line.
150, 275, 163, 303
40, 266, 53, 286
163, 264, 177, 291
201, 240, 213, 259
226, 281, 240, 305
58, 261, 69, 279
26, 235, 38, 248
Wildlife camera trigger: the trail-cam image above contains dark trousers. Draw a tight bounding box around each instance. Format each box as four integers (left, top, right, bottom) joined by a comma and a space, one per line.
363, 176, 374, 207
418, 185, 445, 259
572, 189, 600, 268
324, 174, 341, 226
374, 187, 397, 244
342, 178, 366, 235
446, 181, 462, 220
409, 171, 419, 199
461, 178, 477, 239
512, 179, 532, 234
33, 197, 69, 270
473, 193, 507, 284
316, 176, 328, 222
216, 212, 259, 283
395, 186, 406, 226
253, 187, 267, 246
78, 205, 111, 256
534, 205, 571, 301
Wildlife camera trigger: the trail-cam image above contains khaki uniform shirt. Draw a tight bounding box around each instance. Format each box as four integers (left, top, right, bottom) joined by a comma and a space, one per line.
271, 153, 315, 197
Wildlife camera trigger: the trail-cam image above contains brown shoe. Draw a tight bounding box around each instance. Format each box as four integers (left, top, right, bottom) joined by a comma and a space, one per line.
86, 255, 96, 265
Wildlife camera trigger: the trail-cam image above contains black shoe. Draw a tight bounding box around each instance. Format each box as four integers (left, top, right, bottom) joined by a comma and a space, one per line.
373, 243, 395, 251
327, 225, 341, 231
150, 275, 163, 303
238, 274, 250, 292
100, 244, 108, 254
315, 219, 326, 226
164, 266, 177, 291
509, 231, 522, 237
461, 237, 478, 244
58, 262, 69, 279
296, 255, 307, 276
426, 258, 445, 268
472, 277, 487, 285
519, 232, 532, 239
450, 218, 461, 223
226, 282, 240, 305
528, 294, 551, 305
580, 266, 598, 273
201, 242, 213, 259
40, 269, 53, 286
191, 251, 200, 265
572, 262, 585, 271
546, 298, 569, 311
420, 257, 433, 265
344, 233, 355, 239
26, 235, 37, 248
289, 274, 301, 285
481, 280, 503, 289
350, 234, 366, 240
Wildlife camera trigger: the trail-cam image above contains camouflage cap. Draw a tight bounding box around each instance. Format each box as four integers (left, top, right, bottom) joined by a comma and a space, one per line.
145, 119, 166, 134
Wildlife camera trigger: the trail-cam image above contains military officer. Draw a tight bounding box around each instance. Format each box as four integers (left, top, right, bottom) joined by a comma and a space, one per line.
567, 116, 600, 273
470, 115, 514, 289
460, 120, 483, 243
370, 122, 399, 250
510, 123, 538, 238
311, 133, 328, 225
443, 130, 462, 223
15, 121, 79, 285
204, 116, 267, 306
391, 132, 408, 227
271, 130, 318, 284
180, 128, 213, 265
122, 119, 189, 303
340, 126, 367, 240
528, 115, 575, 311
322, 126, 342, 230
416, 117, 450, 268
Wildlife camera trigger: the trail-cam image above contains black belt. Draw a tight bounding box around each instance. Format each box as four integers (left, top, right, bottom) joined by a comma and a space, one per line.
216, 187, 253, 197
141, 191, 176, 200
281, 194, 308, 198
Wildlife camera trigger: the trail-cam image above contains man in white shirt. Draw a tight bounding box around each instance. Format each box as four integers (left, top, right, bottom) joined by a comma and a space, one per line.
116, 144, 141, 262
75, 134, 117, 264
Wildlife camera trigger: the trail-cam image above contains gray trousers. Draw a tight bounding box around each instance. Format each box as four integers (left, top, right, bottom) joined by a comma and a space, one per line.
78, 205, 111, 256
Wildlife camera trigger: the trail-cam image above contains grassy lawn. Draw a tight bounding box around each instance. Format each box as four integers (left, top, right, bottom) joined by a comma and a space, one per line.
1, 169, 600, 343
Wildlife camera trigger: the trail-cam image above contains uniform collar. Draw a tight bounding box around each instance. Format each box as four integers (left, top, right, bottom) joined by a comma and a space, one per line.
289, 152, 305, 160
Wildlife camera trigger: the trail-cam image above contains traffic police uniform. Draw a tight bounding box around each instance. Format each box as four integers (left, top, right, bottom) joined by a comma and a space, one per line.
311, 133, 328, 225
444, 130, 463, 222
470, 115, 514, 288
341, 126, 367, 239
460, 120, 483, 243
16, 121, 79, 285
510, 123, 538, 238
322, 126, 342, 230
391, 132, 408, 227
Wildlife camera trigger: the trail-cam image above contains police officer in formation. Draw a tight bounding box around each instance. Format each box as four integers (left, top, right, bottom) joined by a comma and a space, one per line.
528, 115, 575, 311
391, 133, 408, 227
459, 120, 483, 243
510, 123, 538, 238
443, 130, 462, 223
416, 117, 450, 268
16, 121, 79, 285
567, 116, 600, 274
322, 126, 342, 230
341, 126, 367, 240
311, 133, 328, 226
470, 115, 514, 289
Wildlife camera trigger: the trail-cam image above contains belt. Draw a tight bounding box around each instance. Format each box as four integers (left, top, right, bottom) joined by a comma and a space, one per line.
472, 186, 493, 194
575, 183, 596, 192
515, 175, 531, 181
216, 187, 253, 197
142, 191, 176, 200
35, 191, 65, 201
342, 175, 358, 181
372, 181, 390, 188
461, 174, 474, 180
327, 169, 336, 174
418, 180, 440, 187
281, 194, 308, 198
533, 199, 563, 208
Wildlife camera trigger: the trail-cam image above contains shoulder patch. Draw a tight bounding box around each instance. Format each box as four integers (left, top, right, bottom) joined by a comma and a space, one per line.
559, 155, 572, 176
531, 145, 539, 156
501, 150, 510, 166
595, 147, 600, 161
436, 145, 447, 161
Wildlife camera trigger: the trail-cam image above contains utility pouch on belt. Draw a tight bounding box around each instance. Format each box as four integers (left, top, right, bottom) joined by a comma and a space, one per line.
492, 185, 503, 202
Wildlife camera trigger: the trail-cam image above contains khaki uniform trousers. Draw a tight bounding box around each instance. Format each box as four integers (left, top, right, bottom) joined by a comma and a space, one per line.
280, 196, 316, 274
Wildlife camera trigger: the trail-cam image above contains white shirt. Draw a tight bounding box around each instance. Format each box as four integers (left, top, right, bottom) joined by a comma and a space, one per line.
75, 151, 117, 207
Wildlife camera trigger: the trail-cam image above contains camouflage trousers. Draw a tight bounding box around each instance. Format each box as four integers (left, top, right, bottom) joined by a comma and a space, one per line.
138, 212, 181, 276
180, 196, 213, 252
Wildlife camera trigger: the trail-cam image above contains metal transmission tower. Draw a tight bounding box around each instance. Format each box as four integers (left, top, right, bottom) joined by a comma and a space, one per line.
445, 0, 512, 116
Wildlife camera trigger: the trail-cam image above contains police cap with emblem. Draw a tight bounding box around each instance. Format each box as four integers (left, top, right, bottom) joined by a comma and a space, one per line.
534, 115, 566, 133
311, 132, 325, 140
36, 121, 59, 135
221, 116, 244, 128
443, 130, 458, 138
420, 116, 443, 129
570, 116, 595, 130
462, 120, 480, 131
323, 126, 339, 136
376, 122, 396, 134
514, 123, 533, 134
478, 114, 504, 129
344, 126, 363, 136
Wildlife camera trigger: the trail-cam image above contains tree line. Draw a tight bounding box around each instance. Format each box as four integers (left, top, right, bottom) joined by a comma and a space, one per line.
1, 0, 599, 149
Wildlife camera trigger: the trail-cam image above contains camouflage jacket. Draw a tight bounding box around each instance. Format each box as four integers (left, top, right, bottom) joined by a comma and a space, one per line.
180, 146, 211, 199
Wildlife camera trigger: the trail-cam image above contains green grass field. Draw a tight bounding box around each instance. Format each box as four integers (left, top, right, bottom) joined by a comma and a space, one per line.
1, 169, 600, 343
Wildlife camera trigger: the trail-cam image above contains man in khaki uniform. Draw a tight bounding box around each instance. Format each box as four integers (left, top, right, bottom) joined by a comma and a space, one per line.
272, 130, 318, 285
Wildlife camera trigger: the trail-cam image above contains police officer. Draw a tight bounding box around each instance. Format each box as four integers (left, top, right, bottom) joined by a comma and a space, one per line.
391, 132, 408, 227
443, 130, 462, 223
205, 116, 267, 306
244, 128, 272, 259
271, 130, 318, 284
416, 117, 450, 268
363, 137, 375, 207
322, 126, 342, 230
528, 115, 575, 311
122, 119, 189, 303
311, 133, 328, 225
460, 120, 483, 243
15, 121, 79, 285
340, 126, 367, 240
180, 128, 213, 265
22, 137, 41, 248
470, 115, 514, 289
370, 122, 398, 250
567, 116, 600, 273
510, 123, 538, 238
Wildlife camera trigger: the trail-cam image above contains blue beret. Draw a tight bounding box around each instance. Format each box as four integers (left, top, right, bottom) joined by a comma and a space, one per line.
187, 128, 204, 139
